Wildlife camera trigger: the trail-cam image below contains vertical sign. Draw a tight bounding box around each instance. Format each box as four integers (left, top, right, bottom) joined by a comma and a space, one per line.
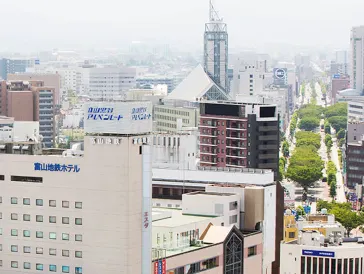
162, 259, 166, 274
142, 145, 152, 274
154, 262, 159, 274
158, 260, 163, 274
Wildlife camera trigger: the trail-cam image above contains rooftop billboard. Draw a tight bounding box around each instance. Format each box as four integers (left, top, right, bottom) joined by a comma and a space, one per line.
84, 101, 153, 135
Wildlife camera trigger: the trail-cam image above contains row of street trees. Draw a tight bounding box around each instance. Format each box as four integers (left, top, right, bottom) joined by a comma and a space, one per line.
324, 103, 348, 147
297, 104, 322, 131
286, 131, 324, 194
327, 161, 337, 199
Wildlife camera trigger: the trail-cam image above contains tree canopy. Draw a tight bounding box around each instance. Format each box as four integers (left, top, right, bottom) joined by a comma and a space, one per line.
286, 147, 324, 191
298, 104, 323, 119
327, 116, 347, 132
296, 131, 321, 150
324, 103, 348, 118
298, 117, 320, 131
317, 200, 363, 236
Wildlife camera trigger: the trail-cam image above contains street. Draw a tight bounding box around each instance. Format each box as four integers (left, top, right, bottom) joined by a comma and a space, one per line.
283, 81, 346, 213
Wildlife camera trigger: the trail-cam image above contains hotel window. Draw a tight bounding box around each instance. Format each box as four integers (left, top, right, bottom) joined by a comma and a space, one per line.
36, 199, 43, 206
24, 262, 31, 269
62, 233, 69, 241
49, 265, 57, 272
49, 216, 56, 223
75, 218, 82, 225
75, 251, 82, 258
23, 246, 31, 253
11, 261, 18, 268
62, 201, 69, 208
62, 217, 70, 224
36, 231, 43, 238
75, 202, 82, 209
11, 197, 18, 204
23, 214, 31, 221
11, 245, 18, 252
11, 229, 18, 236
36, 264, 44, 271
23, 230, 30, 237
62, 266, 70, 273
75, 267, 82, 274
36, 247, 43, 254
23, 198, 30, 205
0, 244, 2, 251
49, 200, 56, 207
49, 248, 57, 256
248, 246, 257, 257
62, 250, 70, 257
75, 234, 82, 242
11, 213, 18, 220
0, 197, 2, 203
36, 215, 43, 222
49, 232, 56, 240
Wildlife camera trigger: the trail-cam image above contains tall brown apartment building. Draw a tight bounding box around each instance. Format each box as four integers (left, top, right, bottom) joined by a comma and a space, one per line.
0, 80, 55, 147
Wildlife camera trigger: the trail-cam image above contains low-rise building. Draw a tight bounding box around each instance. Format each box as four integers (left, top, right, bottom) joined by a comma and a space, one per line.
281, 230, 364, 274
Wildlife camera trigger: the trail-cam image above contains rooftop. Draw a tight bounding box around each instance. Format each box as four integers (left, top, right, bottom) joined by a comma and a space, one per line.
185, 191, 236, 197
152, 208, 218, 228
167, 65, 230, 101
152, 166, 274, 187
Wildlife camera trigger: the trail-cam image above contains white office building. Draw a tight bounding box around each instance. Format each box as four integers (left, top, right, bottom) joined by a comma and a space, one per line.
0, 101, 153, 274
231, 59, 266, 98
351, 26, 364, 92
86, 67, 136, 100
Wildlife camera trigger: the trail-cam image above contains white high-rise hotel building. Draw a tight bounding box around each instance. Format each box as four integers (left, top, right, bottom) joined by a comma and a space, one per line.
0, 101, 153, 274
351, 26, 364, 93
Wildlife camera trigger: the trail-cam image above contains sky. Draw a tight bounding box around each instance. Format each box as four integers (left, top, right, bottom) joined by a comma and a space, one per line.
1, 0, 364, 52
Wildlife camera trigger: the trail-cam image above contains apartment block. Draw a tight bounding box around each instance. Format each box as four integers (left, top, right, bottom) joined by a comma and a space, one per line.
0, 80, 55, 147
8, 73, 61, 105
199, 101, 279, 178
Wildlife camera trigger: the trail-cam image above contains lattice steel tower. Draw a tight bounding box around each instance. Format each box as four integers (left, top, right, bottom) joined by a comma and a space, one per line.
204, 0, 229, 92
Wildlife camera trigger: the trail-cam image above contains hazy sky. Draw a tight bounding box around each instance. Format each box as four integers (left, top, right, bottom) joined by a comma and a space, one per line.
2, 0, 364, 52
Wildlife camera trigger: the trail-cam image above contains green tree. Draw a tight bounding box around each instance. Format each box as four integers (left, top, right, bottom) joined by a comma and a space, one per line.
298, 105, 323, 119
324, 103, 348, 118
296, 131, 321, 150
330, 182, 337, 198
331, 207, 361, 237
298, 117, 320, 131
328, 116, 347, 132
286, 147, 323, 191
278, 157, 286, 182
282, 141, 290, 157
337, 129, 346, 139
324, 121, 331, 134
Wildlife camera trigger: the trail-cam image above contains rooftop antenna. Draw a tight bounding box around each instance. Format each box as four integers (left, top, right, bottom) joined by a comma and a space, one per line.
209, 0, 222, 22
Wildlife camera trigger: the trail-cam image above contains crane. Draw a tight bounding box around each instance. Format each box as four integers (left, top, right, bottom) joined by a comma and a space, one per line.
209, 0, 223, 22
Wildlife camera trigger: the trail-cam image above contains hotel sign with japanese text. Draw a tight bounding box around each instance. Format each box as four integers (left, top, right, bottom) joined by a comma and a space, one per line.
34, 163, 80, 173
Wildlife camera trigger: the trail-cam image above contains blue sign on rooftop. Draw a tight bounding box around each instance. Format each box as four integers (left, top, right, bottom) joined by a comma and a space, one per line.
302, 250, 335, 258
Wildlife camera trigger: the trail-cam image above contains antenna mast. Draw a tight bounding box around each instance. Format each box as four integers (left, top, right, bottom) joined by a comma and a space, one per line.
209, 0, 222, 22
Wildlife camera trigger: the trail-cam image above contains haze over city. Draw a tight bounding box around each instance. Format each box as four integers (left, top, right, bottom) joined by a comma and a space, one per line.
1, 1, 364, 273
1, 0, 363, 51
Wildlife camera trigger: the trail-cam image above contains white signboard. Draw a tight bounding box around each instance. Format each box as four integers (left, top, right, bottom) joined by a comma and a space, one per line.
84, 101, 153, 135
